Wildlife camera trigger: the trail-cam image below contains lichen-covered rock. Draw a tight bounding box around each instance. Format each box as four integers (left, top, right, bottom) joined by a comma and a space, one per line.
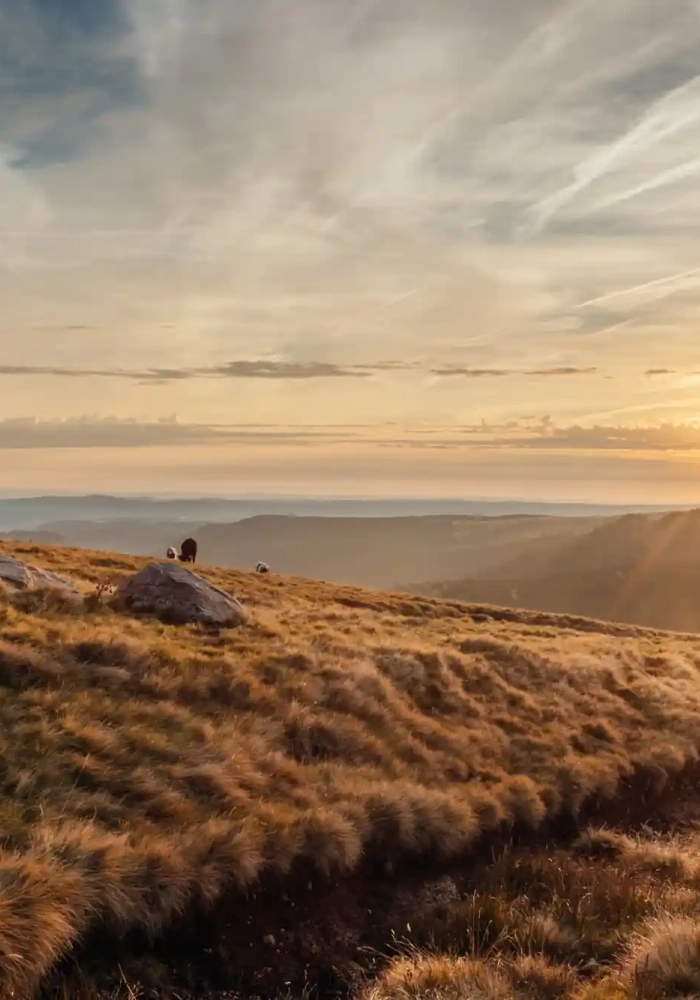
112, 562, 246, 626
0, 555, 80, 596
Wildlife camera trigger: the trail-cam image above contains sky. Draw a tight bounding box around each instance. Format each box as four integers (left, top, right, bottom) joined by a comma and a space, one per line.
3, 0, 700, 501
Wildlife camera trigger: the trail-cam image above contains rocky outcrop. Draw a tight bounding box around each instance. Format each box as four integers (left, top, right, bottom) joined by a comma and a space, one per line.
112, 562, 246, 627
0, 555, 80, 596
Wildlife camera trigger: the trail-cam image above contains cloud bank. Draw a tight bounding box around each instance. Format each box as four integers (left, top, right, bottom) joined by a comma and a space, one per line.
5, 415, 700, 455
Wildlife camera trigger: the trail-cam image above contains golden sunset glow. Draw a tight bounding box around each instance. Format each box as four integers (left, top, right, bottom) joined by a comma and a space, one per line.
3, 0, 700, 499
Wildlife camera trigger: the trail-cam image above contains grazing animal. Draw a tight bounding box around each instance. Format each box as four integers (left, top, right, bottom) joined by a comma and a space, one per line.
255, 561, 270, 574
166, 546, 177, 560
178, 538, 198, 564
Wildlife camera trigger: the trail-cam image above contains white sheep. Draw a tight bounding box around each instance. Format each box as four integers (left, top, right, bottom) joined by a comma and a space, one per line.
255, 561, 270, 574
166, 546, 177, 560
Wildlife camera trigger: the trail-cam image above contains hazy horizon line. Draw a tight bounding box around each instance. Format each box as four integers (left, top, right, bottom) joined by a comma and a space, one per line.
0, 490, 692, 510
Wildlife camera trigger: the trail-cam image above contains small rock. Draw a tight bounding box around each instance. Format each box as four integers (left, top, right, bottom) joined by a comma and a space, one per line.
112, 562, 246, 627
0, 556, 79, 596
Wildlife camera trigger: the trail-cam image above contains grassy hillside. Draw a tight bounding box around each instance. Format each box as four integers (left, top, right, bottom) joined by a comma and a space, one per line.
2, 541, 700, 997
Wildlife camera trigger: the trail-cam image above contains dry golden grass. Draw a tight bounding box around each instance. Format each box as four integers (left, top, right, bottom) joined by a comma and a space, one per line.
370, 830, 700, 1000
365, 952, 582, 1000
622, 915, 700, 999
3, 540, 700, 995
364, 954, 514, 1000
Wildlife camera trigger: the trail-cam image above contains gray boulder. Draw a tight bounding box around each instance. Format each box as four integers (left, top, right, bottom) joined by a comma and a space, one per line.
0, 555, 80, 596
112, 562, 246, 627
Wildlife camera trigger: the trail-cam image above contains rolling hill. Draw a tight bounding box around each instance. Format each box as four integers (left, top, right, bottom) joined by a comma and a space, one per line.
22, 512, 607, 590
2, 540, 700, 997
194, 513, 611, 587
411, 508, 700, 633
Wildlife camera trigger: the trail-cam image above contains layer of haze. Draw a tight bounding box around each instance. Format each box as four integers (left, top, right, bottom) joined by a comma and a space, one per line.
3, 0, 700, 499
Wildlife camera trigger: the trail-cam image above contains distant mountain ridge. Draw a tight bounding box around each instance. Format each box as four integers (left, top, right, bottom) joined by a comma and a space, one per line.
0, 494, 688, 531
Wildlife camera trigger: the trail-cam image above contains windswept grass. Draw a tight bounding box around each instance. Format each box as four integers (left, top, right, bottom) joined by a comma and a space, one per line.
2, 540, 700, 994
